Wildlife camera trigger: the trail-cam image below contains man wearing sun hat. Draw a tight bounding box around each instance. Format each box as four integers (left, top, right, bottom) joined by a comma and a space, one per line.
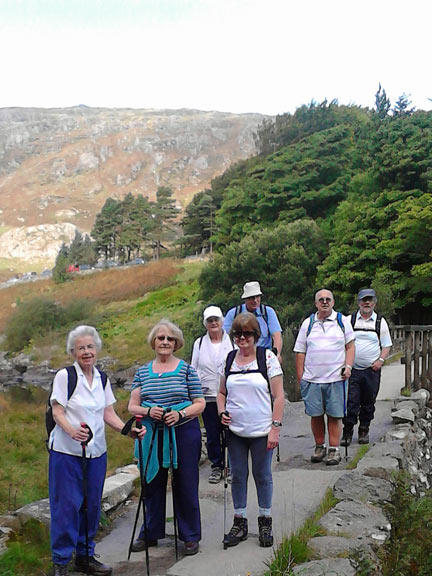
341, 288, 392, 447
223, 281, 283, 361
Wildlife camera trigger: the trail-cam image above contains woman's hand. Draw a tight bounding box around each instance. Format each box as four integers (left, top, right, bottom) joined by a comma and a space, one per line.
130, 426, 146, 439
163, 409, 180, 427
267, 426, 280, 451
220, 411, 231, 426
70, 423, 90, 443
148, 406, 165, 421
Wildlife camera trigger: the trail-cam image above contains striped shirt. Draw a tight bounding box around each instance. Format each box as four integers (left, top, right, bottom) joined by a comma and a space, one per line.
132, 359, 203, 406
294, 311, 355, 383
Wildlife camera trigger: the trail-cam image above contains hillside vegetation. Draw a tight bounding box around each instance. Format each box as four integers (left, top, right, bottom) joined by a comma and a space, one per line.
189, 98, 431, 324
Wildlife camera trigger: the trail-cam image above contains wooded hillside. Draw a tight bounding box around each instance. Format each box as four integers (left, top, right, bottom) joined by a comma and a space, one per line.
190, 96, 431, 324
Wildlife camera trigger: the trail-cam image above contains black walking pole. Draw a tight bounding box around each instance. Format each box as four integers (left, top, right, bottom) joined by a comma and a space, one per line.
126, 415, 157, 575
166, 409, 179, 560
80, 423, 93, 574
221, 412, 230, 550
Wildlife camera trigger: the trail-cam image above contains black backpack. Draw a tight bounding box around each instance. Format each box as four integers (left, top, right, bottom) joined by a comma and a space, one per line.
45, 365, 107, 445
350, 312, 382, 338
224, 346, 273, 406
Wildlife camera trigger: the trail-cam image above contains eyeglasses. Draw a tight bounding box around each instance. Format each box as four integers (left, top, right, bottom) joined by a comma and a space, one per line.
206, 317, 221, 323
156, 335, 176, 343
318, 298, 332, 304
360, 297, 374, 303
75, 344, 96, 352
232, 331, 255, 339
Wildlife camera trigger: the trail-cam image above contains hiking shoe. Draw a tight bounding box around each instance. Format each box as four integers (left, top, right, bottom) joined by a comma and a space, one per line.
208, 467, 223, 484
223, 517, 248, 547
74, 555, 112, 575
52, 564, 68, 576
258, 515, 273, 547
358, 428, 370, 444
340, 428, 353, 447
311, 444, 327, 463
130, 538, 158, 552
184, 541, 199, 555
326, 448, 341, 466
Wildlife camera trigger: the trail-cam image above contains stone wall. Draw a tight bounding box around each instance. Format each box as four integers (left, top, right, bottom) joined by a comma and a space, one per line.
291, 389, 431, 575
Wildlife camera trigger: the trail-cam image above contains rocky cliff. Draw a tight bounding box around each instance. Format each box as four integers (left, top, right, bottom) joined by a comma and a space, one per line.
0, 106, 266, 264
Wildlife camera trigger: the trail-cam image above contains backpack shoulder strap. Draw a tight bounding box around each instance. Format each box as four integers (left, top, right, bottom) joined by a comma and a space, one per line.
260, 304, 269, 323
224, 349, 238, 379
98, 368, 108, 389
306, 313, 315, 337
336, 311, 345, 333
375, 314, 382, 338
351, 312, 357, 329
65, 365, 78, 399
256, 346, 269, 384
234, 305, 242, 318
198, 335, 205, 350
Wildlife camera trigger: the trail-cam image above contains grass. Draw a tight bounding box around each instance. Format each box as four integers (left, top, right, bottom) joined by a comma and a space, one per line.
345, 444, 370, 470
0, 519, 52, 576
264, 488, 338, 575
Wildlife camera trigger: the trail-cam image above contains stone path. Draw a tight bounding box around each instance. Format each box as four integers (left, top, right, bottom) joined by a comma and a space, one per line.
75, 363, 404, 576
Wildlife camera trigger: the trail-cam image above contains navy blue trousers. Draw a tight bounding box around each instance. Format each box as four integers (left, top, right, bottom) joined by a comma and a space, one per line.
202, 401, 223, 469
343, 367, 381, 430
138, 419, 202, 543
49, 450, 107, 565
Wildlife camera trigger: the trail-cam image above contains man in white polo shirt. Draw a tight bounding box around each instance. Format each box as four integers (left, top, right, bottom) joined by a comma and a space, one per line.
341, 288, 392, 446
294, 289, 355, 465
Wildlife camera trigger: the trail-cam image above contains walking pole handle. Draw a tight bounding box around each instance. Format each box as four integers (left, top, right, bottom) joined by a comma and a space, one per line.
135, 414, 143, 429
80, 423, 93, 447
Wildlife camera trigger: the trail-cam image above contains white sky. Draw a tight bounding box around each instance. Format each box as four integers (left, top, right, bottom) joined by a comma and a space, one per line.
0, 0, 431, 115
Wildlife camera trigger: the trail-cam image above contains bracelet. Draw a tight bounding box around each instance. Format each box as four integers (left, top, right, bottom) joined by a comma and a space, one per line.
147, 407, 152, 418
345, 364, 352, 370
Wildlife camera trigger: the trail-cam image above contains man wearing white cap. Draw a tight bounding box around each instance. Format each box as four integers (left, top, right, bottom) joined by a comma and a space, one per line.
223, 282, 283, 362
191, 306, 234, 483
341, 288, 392, 446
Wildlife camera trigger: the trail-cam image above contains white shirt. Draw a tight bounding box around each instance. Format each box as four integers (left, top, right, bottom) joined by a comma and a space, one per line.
352, 311, 392, 369
49, 362, 116, 457
191, 331, 234, 398
294, 311, 355, 383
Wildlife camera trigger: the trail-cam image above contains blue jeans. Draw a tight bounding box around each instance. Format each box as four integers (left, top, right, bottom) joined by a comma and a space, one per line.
227, 430, 273, 516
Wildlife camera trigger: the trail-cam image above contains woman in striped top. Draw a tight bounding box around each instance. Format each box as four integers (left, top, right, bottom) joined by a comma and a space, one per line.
128, 319, 205, 557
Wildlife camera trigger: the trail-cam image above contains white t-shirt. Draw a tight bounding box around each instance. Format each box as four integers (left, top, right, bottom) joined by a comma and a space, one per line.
191, 331, 234, 398
49, 362, 116, 457
221, 349, 282, 438
294, 311, 355, 383
352, 311, 392, 369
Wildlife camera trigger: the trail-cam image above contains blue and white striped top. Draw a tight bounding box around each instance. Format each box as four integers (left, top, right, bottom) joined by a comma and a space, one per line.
132, 359, 203, 406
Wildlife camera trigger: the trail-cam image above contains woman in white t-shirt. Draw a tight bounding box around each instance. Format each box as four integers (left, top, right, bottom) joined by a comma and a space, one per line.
217, 313, 284, 549
191, 306, 234, 483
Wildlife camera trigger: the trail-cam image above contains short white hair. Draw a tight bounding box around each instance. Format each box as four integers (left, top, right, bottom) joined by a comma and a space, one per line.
66, 325, 102, 354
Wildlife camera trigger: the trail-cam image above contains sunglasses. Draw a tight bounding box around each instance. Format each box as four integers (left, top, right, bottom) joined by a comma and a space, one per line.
318, 298, 332, 304
232, 331, 255, 339
360, 297, 374, 303
156, 335, 176, 343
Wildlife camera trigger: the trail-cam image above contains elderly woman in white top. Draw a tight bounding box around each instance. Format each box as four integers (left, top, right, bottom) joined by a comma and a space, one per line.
191, 306, 234, 483
48, 325, 144, 576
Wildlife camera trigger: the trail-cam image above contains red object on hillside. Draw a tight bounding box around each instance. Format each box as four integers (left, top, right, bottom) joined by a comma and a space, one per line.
67, 264, 80, 273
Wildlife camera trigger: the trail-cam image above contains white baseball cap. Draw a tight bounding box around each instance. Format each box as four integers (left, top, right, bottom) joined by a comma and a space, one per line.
203, 305, 224, 325
241, 281, 262, 299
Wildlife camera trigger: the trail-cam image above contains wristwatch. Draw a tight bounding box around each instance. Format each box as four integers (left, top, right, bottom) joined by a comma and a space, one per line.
378, 357, 385, 363
272, 420, 282, 427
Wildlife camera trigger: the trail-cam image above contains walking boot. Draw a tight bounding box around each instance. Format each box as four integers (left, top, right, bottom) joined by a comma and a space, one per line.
358, 427, 370, 444
223, 516, 248, 547
52, 564, 68, 576
258, 515, 273, 547
75, 555, 112, 575
340, 428, 353, 447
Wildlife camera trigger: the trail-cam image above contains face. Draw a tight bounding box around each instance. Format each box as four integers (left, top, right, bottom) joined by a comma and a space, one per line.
244, 294, 261, 312
206, 316, 222, 335
232, 327, 256, 349
72, 335, 97, 370
359, 296, 376, 317
315, 290, 334, 317
154, 326, 177, 356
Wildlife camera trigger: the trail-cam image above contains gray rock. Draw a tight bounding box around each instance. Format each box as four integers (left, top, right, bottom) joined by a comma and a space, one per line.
333, 472, 393, 504
355, 456, 399, 479
101, 467, 139, 512
16, 498, 51, 527
385, 427, 410, 442
393, 400, 420, 416
391, 408, 415, 424
319, 500, 388, 541
308, 535, 371, 558
363, 441, 404, 463
292, 558, 356, 575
